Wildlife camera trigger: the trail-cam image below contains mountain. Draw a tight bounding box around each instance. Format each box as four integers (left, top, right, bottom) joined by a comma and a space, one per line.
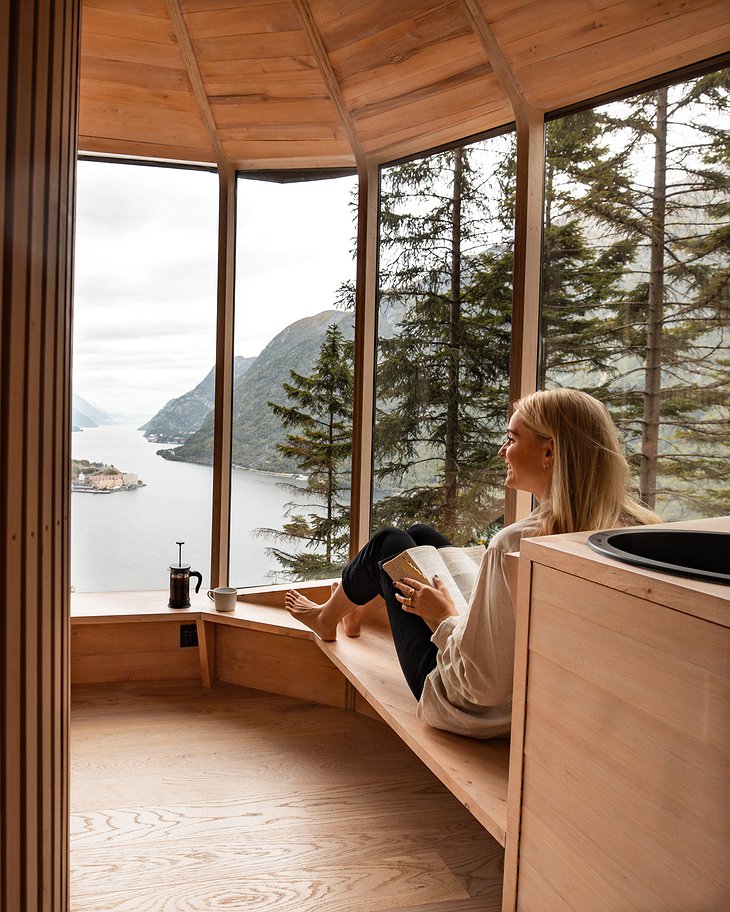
72, 393, 118, 430
160, 310, 356, 472
140, 356, 256, 443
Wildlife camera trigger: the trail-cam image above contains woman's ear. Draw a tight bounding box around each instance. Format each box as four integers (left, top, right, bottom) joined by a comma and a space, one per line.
543, 439, 554, 470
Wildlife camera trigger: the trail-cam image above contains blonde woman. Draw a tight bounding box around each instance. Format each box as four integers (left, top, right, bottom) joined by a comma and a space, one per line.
286, 389, 660, 738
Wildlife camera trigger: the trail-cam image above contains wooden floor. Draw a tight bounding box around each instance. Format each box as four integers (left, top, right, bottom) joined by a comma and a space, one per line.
71, 682, 503, 911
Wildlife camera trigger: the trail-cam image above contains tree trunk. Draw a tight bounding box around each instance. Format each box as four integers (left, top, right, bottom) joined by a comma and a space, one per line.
639, 87, 668, 509
444, 149, 463, 531
326, 407, 334, 562
539, 158, 555, 388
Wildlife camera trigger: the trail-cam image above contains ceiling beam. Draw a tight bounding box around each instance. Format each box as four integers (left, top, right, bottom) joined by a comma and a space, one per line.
166, 0, 225, 166
291, 0, 366, 170
459, 0, 541, 124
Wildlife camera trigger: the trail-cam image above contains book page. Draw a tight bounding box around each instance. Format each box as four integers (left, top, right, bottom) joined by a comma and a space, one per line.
381, 546, 469, 613
434, 545, 485, 601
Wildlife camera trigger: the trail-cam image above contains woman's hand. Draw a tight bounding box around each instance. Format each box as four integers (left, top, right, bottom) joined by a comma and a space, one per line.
394, 576, 458, 631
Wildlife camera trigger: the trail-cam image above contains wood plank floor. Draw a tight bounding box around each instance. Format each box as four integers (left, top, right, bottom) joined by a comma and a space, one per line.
71, 682, 503, 911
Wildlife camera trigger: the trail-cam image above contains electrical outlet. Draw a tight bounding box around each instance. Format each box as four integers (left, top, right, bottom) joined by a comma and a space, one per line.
180, 624, 199, 648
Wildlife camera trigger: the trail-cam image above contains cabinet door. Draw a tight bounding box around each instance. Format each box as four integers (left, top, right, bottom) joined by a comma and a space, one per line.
515, 564, 729, 912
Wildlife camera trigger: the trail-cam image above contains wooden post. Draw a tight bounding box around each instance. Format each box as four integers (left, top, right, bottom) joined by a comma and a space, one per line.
460, 0, 545, 525
210, 164, 236, 588
350, 163, 380, 553
504, 111, 545, 525
1, 1, 80, 910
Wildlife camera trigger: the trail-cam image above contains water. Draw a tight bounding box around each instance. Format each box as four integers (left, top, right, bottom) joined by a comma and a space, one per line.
71, 425, 308, 592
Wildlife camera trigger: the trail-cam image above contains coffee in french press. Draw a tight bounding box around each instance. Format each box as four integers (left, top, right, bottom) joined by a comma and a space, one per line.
168, 541, 203, 609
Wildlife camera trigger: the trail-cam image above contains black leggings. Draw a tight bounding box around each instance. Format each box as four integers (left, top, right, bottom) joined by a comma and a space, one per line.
340, 524, 452, 699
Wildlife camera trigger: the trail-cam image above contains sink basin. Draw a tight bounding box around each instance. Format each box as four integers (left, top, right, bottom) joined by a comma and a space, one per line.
587, 528, 730, 584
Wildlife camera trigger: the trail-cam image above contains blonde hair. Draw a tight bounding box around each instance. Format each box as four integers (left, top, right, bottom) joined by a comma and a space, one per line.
513, 388, 661, 535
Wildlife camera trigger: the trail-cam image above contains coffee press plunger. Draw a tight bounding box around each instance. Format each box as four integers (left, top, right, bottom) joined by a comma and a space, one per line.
168, 541, 203, 609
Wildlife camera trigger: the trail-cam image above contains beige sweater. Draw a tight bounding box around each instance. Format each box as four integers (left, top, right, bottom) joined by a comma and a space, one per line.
417, 511, 540, 739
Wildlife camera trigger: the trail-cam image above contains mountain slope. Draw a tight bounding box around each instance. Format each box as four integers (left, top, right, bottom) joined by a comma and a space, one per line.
140, 356, 255, 442
72, 393, 117, 429
161, 310, 355, 472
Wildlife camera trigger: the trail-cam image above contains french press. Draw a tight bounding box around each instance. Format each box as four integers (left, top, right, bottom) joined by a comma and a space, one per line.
168, 541, 203, 609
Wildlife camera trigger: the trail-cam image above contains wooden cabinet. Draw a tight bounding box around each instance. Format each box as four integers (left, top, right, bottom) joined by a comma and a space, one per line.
504, 517, 730, 912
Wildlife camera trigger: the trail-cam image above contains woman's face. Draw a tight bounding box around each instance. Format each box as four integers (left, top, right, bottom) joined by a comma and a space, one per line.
498, 411, 553, 501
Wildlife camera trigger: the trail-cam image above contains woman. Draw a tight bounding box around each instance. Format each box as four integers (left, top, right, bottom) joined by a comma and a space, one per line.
286, 389, 660, 738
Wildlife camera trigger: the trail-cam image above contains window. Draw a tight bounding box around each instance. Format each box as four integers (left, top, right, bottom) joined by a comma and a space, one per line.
541, 67, 730, 518
71, 161, 218, 591
373, 134, 516, 544
227, 173, 357, 585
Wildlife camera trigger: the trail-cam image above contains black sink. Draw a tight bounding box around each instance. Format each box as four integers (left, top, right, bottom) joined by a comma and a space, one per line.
587, 528, 730, 584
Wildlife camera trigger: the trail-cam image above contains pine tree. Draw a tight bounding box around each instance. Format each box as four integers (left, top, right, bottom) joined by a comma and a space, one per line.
256, 323, 354, 579
540, 111, 639, 387
374, 139, 514, 544
542, 69, 730, 517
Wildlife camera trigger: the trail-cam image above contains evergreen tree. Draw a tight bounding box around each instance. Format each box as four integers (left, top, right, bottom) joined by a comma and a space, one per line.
256, 323, 354, 579
540, 111, 639, 387
542, 70, 730, 517
374, 140, 514, 544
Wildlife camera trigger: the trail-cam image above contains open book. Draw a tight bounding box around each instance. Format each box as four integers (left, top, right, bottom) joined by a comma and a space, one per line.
381, 544, 486, 613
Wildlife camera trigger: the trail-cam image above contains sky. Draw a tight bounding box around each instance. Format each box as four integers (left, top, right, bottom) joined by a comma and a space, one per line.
73, 160, 357, 422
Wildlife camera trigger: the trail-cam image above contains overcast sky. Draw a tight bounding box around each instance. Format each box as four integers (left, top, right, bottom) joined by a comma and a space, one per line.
73, 160, 357, 422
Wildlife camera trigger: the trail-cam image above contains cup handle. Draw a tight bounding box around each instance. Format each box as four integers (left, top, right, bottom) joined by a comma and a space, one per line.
207, 589, 215, 602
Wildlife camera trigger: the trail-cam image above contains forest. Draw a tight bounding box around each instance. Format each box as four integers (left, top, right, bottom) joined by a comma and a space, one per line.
259, 68, 729, 580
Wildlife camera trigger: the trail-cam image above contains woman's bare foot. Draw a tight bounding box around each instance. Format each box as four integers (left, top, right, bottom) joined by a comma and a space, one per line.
285, 589, 339, 641
343, 594, 385, 637
342, 604, 364, 637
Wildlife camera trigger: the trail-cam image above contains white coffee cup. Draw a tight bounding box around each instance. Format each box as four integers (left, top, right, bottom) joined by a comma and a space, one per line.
207, 586, 237, 612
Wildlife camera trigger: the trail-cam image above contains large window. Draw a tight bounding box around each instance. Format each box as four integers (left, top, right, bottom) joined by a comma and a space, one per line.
226, 173, 358, 585
72, 161, 218, 591
373, 133, 516, 544
541, 68, 730, 519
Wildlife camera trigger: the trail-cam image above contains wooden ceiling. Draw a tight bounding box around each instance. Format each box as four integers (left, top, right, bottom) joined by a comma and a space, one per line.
78, 0, 730, 169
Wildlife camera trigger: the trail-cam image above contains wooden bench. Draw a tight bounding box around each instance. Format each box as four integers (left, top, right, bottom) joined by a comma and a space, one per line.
319, 624, 510, 844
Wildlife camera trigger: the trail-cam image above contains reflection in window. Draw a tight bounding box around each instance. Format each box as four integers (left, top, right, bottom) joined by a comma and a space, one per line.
374, 134, 516, 545
542, 68, 730, 519
228, 174, 357, 584
72, 161, 218, 591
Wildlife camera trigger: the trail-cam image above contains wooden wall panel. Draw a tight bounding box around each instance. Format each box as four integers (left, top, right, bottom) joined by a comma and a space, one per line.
217, 625, 348, 708
1, 2, 80, 910
71, 622, 203, 684
514, 562, 730, 911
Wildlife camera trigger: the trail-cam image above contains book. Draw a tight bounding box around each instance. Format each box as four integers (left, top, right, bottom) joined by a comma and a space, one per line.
381, 544, 486, 613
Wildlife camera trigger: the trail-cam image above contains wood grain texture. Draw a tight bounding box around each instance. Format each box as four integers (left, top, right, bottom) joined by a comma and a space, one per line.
71, 621, 202, 684
1, 2, 79, 909
77, 0, 729, 166
216, 623, 348, 707
349, 162, 379, 551
70, 682, 504, 911
319, 626, 511, 845
510, 522, 730, 911
520, 515, 730, 626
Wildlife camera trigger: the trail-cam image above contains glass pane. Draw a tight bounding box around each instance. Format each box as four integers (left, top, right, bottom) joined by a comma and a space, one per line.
541, 68, 730, 519
226, 174, 358, 584
374, 134, 516, 545
72, 161, 218, 592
